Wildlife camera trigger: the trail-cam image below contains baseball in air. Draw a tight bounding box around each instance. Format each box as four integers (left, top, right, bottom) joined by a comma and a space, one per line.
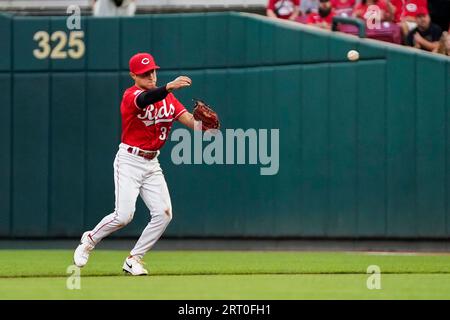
347, 50, 360, 61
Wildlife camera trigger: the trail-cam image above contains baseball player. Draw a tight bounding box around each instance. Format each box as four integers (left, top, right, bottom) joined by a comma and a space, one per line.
73, 52, 198, 275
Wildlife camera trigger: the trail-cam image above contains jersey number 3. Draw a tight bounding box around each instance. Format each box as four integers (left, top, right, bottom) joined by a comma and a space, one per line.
159, 127, 168, 140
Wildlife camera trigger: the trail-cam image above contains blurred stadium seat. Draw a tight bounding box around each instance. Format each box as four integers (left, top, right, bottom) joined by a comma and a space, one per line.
338, 21, 403, 44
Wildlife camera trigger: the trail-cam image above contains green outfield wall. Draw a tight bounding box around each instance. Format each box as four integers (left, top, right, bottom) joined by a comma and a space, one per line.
0, 12, 449, 239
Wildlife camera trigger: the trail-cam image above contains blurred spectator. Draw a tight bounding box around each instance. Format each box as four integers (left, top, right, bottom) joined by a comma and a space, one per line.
389, 0, 403, 23
331, 0, 355, 18
331, 0, 355, 10
300, 0, 320, 14
266, 0, 301, 20
93, 0, 136, 17
399, 0, 428, 38
352, 0, 395, 22
406, 6, 442, 51
436, 31, 450, 55
307, 0, 336, 29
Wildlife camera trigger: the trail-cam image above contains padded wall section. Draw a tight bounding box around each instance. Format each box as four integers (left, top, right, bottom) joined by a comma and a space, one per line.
385, 47, 417, 237
12, 74, 50, 236
0, 74, 11, 236
13, 17, 50, 71
0, 15, 11, 71
49, 73, 86, 236
328, 64, 358, 237
87, 18, 120, 70
84, 73, 120, 229
50, 17, 87, 71
356, 61, 387, 237
415, 54, 447, 237
300, 65, 329, 237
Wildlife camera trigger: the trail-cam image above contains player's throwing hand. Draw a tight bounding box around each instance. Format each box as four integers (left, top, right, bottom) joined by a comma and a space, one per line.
166, 76, 192, 91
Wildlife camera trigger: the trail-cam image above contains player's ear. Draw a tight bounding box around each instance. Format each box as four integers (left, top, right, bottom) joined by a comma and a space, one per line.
129, 72, 136, 80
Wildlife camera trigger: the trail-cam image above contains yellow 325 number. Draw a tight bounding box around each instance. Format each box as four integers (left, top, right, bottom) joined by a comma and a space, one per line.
33, 30, 85, 60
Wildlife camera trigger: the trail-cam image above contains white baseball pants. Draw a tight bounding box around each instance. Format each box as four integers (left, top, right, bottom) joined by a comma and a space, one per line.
88, 143, 172, 259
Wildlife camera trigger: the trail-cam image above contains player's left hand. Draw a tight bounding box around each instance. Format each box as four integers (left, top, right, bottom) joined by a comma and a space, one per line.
192, 99, 220, 131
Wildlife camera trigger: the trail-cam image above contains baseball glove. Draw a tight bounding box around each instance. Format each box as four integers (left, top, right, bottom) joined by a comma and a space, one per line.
192, 99, 220, 131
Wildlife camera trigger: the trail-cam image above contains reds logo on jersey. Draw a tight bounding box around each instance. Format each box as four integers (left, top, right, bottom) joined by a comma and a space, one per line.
121, 85, 187, 151
137, 98, 176, 127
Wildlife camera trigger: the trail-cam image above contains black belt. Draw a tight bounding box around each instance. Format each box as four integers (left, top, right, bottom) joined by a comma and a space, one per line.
127, 147, 158, 160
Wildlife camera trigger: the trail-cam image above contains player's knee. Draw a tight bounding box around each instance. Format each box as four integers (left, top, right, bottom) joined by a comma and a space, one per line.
164, 207, 172, 223
115, 211, 134, 226
155, 207, 172, 224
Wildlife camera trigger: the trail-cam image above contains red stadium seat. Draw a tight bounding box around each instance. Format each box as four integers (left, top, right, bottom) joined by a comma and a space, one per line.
337, 21, 402, 44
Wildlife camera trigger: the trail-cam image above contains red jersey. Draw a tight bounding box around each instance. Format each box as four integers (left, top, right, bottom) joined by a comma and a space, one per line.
390, 0, 403, 22
267, 0, 300, 19
120, 86, 187, 151
307, 11, 336, 25
331, 0, 355, 9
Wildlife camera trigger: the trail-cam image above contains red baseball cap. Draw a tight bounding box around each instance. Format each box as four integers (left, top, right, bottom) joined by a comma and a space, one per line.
404, 3, 418, 16
405, 3, 429, 17
415, 6, 429, 16
129, 53, 160, 74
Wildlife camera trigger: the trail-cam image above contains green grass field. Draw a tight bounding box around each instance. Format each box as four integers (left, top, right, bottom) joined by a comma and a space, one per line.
0, 250, 449, 299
